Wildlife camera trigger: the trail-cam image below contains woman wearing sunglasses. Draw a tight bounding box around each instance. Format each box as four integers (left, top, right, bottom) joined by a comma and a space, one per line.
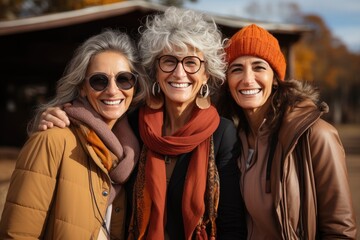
0, 29, 148, 239
30, 7, 247, 240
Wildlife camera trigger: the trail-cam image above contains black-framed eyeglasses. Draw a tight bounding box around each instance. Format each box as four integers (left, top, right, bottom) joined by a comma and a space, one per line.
86, 72, 137, 91
157, 55, 205, 74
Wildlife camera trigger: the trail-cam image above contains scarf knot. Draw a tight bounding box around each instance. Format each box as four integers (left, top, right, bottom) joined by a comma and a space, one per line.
129, 105, 220, 240
64, 97, 140, 187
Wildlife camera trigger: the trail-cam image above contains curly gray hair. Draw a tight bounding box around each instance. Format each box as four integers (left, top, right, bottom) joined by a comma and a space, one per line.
138, 7, 227, 93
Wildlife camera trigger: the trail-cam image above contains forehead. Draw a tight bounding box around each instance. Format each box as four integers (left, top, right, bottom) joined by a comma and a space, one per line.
87, 51, 131, 73
230, 55, 269, 66
161, 44, 203, 57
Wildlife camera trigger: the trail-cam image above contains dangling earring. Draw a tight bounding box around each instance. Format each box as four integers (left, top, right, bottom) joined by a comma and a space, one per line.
199, 83, 210, 98
196, 83, 211, 109
152, 82, 161, 96
147, 81, 164, 109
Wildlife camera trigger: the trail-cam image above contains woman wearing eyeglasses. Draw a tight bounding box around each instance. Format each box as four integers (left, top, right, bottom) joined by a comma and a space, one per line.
125, 7, 246, 239
0, 29, 148, 239
31, 7, 247, 240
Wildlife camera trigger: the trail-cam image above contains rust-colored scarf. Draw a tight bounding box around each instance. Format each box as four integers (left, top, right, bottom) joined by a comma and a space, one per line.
130, 105, 220, 240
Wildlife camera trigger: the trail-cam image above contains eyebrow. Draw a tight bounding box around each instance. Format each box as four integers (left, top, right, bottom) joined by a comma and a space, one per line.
252, 60, 268, 65
229, 63, 243, 69
229, 60, 268, 69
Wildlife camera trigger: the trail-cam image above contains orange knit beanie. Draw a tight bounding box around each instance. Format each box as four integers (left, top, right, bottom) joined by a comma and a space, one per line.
225, 24, 287, 80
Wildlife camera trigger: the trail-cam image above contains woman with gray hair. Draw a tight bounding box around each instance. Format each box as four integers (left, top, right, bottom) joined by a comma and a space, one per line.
0, 29, 148, 239
34, 7, 247, 240
127, 7, 246, 239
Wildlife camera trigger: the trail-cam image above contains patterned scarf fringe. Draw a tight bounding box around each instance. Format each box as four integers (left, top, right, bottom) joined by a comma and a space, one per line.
128, 137, 219, 239
196, 136, 219, 240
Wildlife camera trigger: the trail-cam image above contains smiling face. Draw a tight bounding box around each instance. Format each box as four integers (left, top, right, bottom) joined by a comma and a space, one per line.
227, 56, 275, 116
81, 51, 134, 128
156, 49, 209, 110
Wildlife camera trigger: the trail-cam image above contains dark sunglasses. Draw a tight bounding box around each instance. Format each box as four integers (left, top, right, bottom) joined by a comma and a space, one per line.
87, 72, 138, 91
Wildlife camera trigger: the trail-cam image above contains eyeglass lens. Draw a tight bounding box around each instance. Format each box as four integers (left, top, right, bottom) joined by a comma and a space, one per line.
88, 72, 137, 91
158, 55, 204, 74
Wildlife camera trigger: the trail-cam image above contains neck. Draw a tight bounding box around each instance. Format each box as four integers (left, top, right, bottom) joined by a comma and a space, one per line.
163, 102, 195, 136
244, 99, 271, 136
105, 118, 117, 130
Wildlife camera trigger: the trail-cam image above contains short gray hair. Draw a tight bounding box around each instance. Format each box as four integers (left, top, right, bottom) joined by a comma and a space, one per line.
138, 7, 227, 92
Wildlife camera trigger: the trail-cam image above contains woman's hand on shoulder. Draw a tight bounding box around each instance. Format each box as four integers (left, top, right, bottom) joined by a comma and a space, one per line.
38, 104, 71, 131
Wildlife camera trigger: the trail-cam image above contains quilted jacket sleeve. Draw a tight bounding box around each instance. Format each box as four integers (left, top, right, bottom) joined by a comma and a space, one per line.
0, 128, 65, 239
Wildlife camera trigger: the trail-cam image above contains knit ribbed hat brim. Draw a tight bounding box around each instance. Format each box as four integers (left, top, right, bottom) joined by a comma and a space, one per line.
226, 24, 286, 80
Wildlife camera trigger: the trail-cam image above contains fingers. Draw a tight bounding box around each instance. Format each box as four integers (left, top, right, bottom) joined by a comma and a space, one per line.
38, 119, 54, 131
63, 103, 72, 108
38, 106, 70, 130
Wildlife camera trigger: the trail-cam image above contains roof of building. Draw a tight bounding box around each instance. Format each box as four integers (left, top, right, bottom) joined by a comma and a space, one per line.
0, 0, 311, 36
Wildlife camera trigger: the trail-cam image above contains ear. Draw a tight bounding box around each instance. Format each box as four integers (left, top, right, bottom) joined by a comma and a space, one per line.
272, 78, 279, 91
272, 77, 279, 86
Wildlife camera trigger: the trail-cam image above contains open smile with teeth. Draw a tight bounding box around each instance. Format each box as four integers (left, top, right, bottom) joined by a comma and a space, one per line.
240, 89, 261, 95
169, 82, 191, 88
102, 99, 123, 105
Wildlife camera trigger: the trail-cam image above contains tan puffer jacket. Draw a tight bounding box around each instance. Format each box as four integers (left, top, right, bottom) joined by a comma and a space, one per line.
0, 126, 126, 239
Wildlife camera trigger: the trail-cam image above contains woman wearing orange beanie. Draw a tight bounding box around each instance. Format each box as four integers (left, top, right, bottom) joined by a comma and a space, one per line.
218, 24, 357, 239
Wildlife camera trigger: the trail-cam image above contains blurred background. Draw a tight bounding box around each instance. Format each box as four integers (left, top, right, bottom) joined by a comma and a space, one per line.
0, 0, 359, 146
0, 0, 359, 236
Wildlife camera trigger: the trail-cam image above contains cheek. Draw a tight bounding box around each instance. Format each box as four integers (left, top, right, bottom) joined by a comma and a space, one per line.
227, 77, 241, 101
264, 77, 275, 93
227, 76, 238, 91
86, 92, 101, 108
156, 68, 165, 81
82, 85, 101, 105
124, 89, 135, 103
156, 71, 168, 89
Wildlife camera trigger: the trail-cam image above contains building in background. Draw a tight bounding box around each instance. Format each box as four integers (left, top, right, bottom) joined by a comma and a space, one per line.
0, 0, 309, 146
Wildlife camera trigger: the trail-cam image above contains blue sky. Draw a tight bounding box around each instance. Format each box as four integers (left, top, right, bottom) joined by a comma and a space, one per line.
183, 0, 360, 53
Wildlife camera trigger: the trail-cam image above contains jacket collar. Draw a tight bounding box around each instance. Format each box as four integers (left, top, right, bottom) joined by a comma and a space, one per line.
278, 100, 328, 153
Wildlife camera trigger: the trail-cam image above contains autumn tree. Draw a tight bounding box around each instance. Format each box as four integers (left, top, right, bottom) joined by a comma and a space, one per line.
293, 15, 360, 123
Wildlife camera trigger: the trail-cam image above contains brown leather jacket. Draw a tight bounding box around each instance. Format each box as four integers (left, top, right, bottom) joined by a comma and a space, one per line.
239, 99, 357, 239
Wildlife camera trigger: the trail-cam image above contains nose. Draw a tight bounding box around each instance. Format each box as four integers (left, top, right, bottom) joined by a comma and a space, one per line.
172, 62, 187, 78
106, 76, 119, 94
242, 67, 255, 85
